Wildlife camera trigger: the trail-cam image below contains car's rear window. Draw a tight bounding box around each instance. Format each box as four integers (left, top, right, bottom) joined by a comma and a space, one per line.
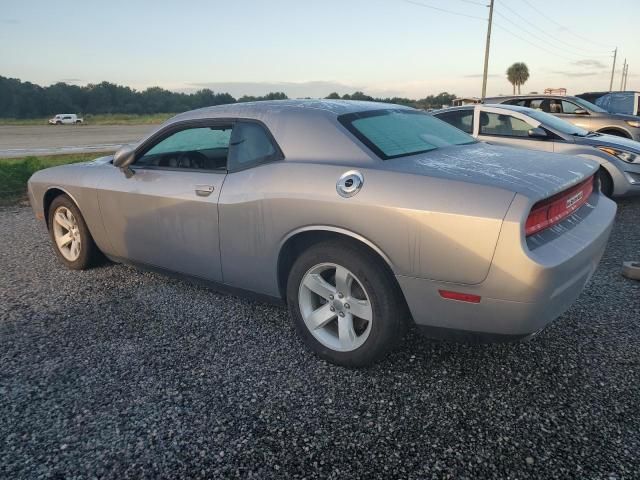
338, 109, 475, 159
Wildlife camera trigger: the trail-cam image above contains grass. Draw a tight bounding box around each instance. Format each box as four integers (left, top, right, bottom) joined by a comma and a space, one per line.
0, 113, 174, 126
0, 152, 111, 205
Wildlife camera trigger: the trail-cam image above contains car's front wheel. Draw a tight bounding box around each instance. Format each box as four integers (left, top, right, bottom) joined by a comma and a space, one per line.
48, 195, 101, 270
287, 240, 406, 367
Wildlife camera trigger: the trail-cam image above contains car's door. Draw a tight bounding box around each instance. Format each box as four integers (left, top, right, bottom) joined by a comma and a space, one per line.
97, 121, 231, 282
217, 120, 285, 296
476, 108, 554, 152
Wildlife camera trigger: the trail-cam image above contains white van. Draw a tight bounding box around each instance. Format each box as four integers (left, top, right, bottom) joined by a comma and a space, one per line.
48, 114, 84, 125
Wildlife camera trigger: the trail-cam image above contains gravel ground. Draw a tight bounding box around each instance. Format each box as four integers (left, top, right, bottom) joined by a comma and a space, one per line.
1, 201, 639, 479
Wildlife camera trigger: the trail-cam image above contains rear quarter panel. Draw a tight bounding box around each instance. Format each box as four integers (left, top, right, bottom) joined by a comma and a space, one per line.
218, 161, 515, 296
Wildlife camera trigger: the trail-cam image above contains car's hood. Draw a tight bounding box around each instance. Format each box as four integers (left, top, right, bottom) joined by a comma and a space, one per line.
381, 143, 599, 200
578, 133, 640, 153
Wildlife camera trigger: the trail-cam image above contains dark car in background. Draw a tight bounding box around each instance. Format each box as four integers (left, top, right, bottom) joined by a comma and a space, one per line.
484, 94, 640, 141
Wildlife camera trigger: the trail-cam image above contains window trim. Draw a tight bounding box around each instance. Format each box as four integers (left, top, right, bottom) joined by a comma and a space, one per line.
130, 118, 284, 174
226, 119, 284, 173
338, 108, 476, 160
432, 109, 475, 134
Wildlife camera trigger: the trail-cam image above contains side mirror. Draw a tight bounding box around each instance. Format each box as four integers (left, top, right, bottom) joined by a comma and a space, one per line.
113, 145, 135, 177
573, 108, 588, 115
528, 127, 548, 139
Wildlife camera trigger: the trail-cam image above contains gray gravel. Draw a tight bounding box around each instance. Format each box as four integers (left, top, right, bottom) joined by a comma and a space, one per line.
1, 201, 639, 479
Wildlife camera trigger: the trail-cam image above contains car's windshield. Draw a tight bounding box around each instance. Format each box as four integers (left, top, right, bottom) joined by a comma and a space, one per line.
338, 109, 476, 159
525, 109, 590, 137
573, 97, 607, 113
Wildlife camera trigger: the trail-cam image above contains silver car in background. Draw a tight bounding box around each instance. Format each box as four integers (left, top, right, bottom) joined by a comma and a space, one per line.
433, 104, 640, 197
484, 94, 640, 141
28, 100, 616, 366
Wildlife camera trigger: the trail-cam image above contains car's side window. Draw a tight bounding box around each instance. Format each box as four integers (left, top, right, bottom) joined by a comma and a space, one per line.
529, 99, 549, 111
434, 110, 474, 134
136, 126, 232, 171
560, 100, 582, 114
479, 112, 531, 137
505, 99, 528, 107
227, 121, 279, 171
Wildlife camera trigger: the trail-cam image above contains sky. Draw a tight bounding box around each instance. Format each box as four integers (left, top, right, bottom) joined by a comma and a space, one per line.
1, 0, 638, 99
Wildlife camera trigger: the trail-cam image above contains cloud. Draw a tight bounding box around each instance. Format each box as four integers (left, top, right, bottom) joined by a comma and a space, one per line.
0, 18, 19, 24
184, 80, 363, 98
550, 70, 603, 78
571, 59, 607, 69
57, 78, 82, 83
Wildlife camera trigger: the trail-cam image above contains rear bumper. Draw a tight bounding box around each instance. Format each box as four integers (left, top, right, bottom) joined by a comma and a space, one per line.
398, 191, 616, 339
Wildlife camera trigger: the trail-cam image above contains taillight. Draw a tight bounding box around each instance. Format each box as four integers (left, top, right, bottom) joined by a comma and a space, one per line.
525, 175, 594, 236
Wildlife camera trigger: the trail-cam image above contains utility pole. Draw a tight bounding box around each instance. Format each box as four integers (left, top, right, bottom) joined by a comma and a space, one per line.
609, 47, 617, 91
481, 0, 495, 100
619, 58, 626, 91
623, 64, 629, 91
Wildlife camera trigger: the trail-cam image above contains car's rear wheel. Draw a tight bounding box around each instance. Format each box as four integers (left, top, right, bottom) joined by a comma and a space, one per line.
48, 195, 100, 270
287, 240, 406, 367
598, 129, 630, 139
598, 168, 614, 197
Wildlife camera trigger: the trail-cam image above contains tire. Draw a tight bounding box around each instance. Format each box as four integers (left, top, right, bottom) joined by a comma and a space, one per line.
598, 129, 630, 139
47, 195, 101, 270
598, 168, 614, 197
287, 240, 406, 367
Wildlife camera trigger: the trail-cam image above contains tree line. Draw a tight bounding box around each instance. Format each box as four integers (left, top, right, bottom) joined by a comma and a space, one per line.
0, 76, 456, 118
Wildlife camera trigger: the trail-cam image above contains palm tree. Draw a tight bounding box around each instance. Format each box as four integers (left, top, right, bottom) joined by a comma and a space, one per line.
506, 63, 530, 94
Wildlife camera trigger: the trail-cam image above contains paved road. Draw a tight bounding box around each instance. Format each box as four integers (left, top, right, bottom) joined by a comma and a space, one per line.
0, 125, 156, 158
1, 201, 639, 479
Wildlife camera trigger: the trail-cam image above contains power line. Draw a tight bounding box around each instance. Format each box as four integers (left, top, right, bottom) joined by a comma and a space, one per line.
493, 10, 606, 60
518, 0, 614, 49
400, 0, 486, 21
451, 0, 486, 6
497, 0, 610, 56
492, 22, 578, 62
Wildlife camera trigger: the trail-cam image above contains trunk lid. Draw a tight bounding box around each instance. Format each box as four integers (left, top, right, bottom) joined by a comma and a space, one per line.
381, 143, 599, 201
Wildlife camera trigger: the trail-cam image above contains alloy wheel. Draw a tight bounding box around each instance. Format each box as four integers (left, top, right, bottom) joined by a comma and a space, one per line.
298, 263, 373, 352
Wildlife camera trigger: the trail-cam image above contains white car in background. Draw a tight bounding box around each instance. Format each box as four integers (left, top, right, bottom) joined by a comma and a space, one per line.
48, 114, 83, 125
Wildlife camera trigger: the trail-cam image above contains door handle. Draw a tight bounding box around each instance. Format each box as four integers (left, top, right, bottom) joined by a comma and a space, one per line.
195, 185, 214, 197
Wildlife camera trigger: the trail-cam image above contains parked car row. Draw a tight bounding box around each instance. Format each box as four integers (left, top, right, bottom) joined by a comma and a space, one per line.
483, 94, 640, 141
28, 100, 618, 366
433, 103, 640, 197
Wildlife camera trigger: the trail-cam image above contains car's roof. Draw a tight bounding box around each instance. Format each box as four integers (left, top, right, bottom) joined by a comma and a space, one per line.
143, 100, 414, 165
433, 104, 532, 114
170, 99, 410, 123
484, 94, 581, 101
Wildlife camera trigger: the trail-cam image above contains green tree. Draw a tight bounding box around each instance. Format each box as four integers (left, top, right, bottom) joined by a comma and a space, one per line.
506, 63, 530, 95
325, 92, 341, 99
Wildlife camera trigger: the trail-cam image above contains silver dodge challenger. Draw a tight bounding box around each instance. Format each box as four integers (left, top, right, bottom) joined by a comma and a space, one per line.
28, 100, 617, 366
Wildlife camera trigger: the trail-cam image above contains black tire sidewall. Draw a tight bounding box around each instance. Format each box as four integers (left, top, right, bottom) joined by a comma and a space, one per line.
599, 168, 614, 197
287, 241, 405, 367
47, 195, 97, 270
